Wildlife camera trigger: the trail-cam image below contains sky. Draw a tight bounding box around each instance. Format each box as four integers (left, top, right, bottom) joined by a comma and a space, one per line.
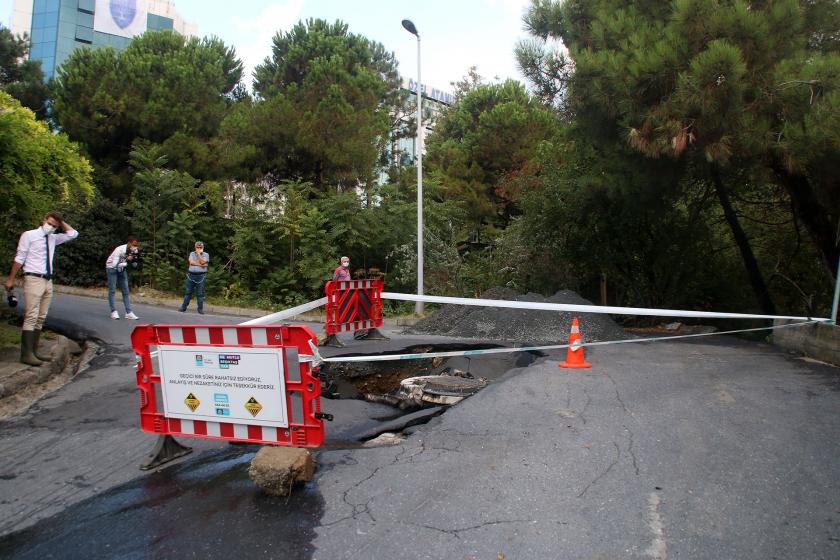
1, 0, 536, 93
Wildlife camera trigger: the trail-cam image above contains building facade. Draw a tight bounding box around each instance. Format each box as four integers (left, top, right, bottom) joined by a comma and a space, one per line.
10, 0, 196, 79
392, 79, 454, 168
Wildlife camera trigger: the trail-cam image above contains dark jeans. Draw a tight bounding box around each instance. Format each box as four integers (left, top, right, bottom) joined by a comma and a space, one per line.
181, 272, 206, 311
106, 268, 131, 312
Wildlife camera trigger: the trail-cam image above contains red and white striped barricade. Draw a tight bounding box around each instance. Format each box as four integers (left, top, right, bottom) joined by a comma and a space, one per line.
324, 278, 384, 335
131, 323, 325, 448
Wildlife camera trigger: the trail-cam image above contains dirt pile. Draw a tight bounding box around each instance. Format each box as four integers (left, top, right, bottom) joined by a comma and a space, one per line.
406, 287, 632, 344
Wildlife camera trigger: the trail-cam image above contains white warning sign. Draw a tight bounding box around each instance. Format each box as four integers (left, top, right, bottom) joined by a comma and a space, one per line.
157, 345, 288, 428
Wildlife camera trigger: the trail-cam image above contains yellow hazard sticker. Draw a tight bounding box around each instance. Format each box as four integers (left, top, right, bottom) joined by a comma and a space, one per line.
245, 396, 262, 417
184, 392, 200, 412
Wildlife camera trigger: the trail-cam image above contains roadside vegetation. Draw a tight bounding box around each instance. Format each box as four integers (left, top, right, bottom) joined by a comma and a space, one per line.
0, 309, 20, 350
1, 3, 837, 320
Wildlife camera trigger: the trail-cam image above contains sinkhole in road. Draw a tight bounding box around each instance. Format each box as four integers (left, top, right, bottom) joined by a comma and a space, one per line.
318, 343, 543, 410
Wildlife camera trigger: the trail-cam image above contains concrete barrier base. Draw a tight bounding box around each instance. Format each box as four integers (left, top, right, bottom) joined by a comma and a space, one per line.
773, 320, 840, 367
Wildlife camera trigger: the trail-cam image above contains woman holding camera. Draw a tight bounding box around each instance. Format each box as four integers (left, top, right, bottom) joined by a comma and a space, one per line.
105, 236, 140, 320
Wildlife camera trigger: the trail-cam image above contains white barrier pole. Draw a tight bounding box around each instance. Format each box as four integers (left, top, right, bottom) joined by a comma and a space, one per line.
380, 291, 830, 322
241, 297, 328, 325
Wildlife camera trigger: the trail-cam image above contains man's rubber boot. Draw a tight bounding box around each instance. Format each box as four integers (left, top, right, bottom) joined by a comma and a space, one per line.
33, 329, 53, 362
20, 331, 44, 367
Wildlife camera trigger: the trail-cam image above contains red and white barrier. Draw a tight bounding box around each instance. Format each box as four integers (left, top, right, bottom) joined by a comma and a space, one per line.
325, 279, 383, 335
132, 323, 325, 448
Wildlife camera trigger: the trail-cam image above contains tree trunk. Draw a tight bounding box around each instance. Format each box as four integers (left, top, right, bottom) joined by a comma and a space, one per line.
771, 162, 839, 284
710, 165, 776, 315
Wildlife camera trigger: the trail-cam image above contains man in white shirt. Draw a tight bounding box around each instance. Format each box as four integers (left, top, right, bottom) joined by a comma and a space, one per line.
105, 236, 141, 320
5, 211, 79, 366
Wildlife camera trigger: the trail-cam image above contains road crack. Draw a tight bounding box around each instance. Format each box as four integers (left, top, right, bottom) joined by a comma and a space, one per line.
577, 441, 620, 498
322, 446, 412, 527
410, 518, 532, 538
579, 388, 591, 426
623, 426, 640, 476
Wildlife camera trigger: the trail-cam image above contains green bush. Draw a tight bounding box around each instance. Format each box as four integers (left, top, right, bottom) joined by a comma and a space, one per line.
55, 196, 130, 287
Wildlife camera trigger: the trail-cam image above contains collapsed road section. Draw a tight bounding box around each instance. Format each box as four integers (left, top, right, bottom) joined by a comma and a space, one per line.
317, 342, 541, 442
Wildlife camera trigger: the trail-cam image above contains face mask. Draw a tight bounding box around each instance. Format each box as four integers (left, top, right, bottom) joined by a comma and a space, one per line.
341, 261, 349, 267
42, 224, 56, 235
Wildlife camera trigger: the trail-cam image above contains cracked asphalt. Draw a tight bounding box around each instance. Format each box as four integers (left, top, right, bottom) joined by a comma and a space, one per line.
309, 338, 840, 559
1, 292, 839, 559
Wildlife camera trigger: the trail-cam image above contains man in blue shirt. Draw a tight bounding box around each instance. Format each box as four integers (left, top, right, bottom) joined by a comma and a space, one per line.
179, 241, 209, 314
5, 211, 78, 366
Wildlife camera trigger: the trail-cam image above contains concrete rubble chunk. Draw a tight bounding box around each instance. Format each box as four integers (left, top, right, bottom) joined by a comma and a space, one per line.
248, 446, 316, 497
399, 374, 488, 406
363, 432, 406, 447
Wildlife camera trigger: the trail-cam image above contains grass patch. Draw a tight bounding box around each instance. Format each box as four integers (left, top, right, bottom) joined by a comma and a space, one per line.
0, 308, 20, 350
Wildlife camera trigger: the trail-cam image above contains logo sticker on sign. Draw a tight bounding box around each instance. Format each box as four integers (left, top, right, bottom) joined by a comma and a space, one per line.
214, 393, 230, 416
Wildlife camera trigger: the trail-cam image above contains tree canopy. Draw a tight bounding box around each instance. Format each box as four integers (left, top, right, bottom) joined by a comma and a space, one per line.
51, 31, 243, 198
0, 25, 48, 118
0, 91, 93, 263
519, 0, 839, 287
249, 18, 404, 189
426, 79, 557, 241
11, 10, 835, 319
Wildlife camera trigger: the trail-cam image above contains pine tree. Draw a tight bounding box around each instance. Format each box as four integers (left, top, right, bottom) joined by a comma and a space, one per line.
519, 0, 840, 306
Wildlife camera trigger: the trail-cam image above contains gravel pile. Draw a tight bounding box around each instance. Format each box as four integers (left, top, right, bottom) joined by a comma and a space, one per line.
407, 287, 632, 344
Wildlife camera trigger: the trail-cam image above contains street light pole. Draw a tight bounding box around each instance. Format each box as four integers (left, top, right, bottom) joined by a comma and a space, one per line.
402, 18, 424, 315
831, 257, 840, 324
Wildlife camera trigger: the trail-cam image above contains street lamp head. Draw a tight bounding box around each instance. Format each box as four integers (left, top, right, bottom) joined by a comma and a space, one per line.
401, 19, 419, 37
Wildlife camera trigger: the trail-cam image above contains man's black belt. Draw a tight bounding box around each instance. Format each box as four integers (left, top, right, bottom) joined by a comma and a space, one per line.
188, 271, 206, 274
24, 272, 52, 279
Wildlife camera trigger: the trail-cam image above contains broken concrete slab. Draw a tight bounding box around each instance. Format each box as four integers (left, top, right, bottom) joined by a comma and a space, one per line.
356, 406, 444, 440
248, 446, 316, 497
399, 374, 488, 406
363, 432, 406, 447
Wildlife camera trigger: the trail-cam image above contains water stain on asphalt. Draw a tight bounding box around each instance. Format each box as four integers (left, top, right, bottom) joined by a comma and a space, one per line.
0, 446, 325, 560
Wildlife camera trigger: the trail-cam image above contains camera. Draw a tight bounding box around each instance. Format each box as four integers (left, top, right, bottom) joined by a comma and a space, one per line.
127, 247, 143, 270
6, 288, 18, 308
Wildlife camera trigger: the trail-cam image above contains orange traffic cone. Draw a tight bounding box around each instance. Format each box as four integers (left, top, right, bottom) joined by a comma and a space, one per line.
559, 317, 592, 369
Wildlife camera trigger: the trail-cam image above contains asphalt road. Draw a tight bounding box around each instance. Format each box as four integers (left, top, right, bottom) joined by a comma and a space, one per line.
1, 292, 839, 559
